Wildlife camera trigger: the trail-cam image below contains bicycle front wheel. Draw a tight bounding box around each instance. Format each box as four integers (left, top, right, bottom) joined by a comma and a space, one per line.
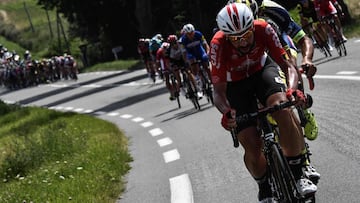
268, 144, 300, 203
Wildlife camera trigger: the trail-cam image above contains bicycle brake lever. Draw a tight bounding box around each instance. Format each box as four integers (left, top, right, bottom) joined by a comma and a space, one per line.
230, 128, 239, 148
226, 111, 239, 148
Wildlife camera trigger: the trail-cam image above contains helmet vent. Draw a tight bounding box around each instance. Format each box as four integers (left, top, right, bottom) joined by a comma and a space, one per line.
233, 14, 239, 30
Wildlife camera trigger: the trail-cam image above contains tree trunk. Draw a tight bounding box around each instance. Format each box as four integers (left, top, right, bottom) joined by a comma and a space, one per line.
135, 0, 153, 37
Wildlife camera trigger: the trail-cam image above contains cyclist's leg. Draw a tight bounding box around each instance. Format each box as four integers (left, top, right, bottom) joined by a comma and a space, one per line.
149, 52, 157, 80
164, 71, 174, 100
174, 68, 181, 93
329, 1, 347, 41
200, 52, 212, 84
227, 78, 272, 201
257, 59, 317, 196
188, 56, 203, 97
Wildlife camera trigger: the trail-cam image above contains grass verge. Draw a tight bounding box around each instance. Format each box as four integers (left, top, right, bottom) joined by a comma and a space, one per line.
0, 101, 132, 202
81, 59, 141, 73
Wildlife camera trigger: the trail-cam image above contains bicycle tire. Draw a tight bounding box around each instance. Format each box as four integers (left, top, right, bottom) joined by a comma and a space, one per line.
339, 41, 347, 56
268, 144, 300, 203
170, 74, 181, 109
199, 65, 214, 105
183, 75, 200, 110
313, 30, 332, 57
176, 94, 181, 108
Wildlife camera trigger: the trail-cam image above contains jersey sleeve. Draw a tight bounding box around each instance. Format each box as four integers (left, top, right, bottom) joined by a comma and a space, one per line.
209, 32, 227, 84
262, 22, 289, 65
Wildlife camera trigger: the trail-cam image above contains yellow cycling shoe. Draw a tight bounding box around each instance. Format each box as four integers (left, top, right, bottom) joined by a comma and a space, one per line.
304, 109, 318, 140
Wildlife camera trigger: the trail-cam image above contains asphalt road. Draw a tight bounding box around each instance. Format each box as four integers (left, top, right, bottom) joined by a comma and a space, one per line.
1, 38, 360, 203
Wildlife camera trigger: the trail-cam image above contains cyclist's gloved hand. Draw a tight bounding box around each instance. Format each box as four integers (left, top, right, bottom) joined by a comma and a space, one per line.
300, 64, 317, 90
221, 109, 236, 131
286, 88, 306, 104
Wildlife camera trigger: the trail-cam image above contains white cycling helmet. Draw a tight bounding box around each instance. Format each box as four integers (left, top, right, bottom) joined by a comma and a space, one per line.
227, 0, 259, 17
161, 42, 170, 49
182, 23, 195, 33
216, 3, 254, 35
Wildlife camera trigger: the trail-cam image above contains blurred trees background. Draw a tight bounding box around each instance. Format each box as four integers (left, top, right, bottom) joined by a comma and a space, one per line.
36, 0, 225, 61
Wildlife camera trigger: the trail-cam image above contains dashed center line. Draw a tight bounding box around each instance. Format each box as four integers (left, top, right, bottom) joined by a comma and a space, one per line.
169, 174, 194, 203
120, 114, 133, 119
132, 117, 144, 122
149, 128, 163, 137
163, 149, 180, 163
108, 112, 120, 116
141, 121, 153, 128
157, 137, 173, 147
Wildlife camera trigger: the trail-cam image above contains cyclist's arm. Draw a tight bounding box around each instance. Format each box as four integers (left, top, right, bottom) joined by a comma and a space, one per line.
213, 81, 231, 114
264, 24, 299, 90
202, 37, 210, 55
297, 35, 314, 66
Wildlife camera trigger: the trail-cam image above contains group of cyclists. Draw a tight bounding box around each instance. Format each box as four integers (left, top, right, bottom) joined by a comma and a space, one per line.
0, 44, 78, 90
137, 24, 212, 102
297, 0, 347, 53
137, 0, 349, 202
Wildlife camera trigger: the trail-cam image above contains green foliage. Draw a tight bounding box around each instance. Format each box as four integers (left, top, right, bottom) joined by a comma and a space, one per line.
0, 104, 132, 202
81, 59, 141, 73
0, 0, 83, 60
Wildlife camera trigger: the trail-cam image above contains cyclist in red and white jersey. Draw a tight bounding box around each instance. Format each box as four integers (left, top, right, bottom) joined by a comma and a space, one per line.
137, 38, 152, 77
156, 42, 176, 100
211, 3, 317, 202
167, 35, 187, 93
313, 0, 347, 42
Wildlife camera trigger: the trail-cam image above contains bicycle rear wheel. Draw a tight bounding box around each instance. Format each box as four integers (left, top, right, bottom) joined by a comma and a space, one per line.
183, 74, 200, 110
338, 41, 347, 56
199, 66, 214, 105
170, 74, 181, 109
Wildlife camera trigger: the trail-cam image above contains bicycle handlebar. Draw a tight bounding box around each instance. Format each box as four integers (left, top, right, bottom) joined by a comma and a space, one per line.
229, 100, 297, 148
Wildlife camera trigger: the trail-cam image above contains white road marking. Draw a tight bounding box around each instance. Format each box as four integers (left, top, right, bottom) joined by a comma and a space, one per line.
107, 112, 120, 116
169, 174, 194, 203
314, 75, 360, 81
132, 117, 144, 122
163, 149, 180, 163
93, 111, 106, 115
336, 71, 357, 75
83, 109, 94, 114
355, 39, 360, 43
157, 137, 173, 147
73, 108, 84, 112
120, 114, 133, 119
149, 128, 163, 137
83, 84, 102, 88
141, 121, 153, 128
64, 107, 74, 111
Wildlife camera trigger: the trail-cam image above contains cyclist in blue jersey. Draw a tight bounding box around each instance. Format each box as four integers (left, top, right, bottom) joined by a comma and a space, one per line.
180, 23, 211, 98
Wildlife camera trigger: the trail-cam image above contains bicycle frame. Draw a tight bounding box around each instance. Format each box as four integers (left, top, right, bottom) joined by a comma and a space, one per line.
180, 68, 201, 110
323, 16, 347, 56
197, 60, 214, 105
229, 101, 314, 202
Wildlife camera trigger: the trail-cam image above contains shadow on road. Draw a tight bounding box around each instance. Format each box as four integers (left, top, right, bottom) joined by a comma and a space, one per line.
4, 70, 148, 106
159, 102, 214, 122
313, 55, 342, 66
90, 87, 168, 113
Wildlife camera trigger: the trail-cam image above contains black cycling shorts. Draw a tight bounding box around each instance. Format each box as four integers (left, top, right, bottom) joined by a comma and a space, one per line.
226, 57, 287, 132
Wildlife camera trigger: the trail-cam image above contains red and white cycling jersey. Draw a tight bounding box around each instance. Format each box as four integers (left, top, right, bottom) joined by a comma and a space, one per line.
210, 20, 287, 84
313, 0, 338, 17
156, 47, 170, 71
